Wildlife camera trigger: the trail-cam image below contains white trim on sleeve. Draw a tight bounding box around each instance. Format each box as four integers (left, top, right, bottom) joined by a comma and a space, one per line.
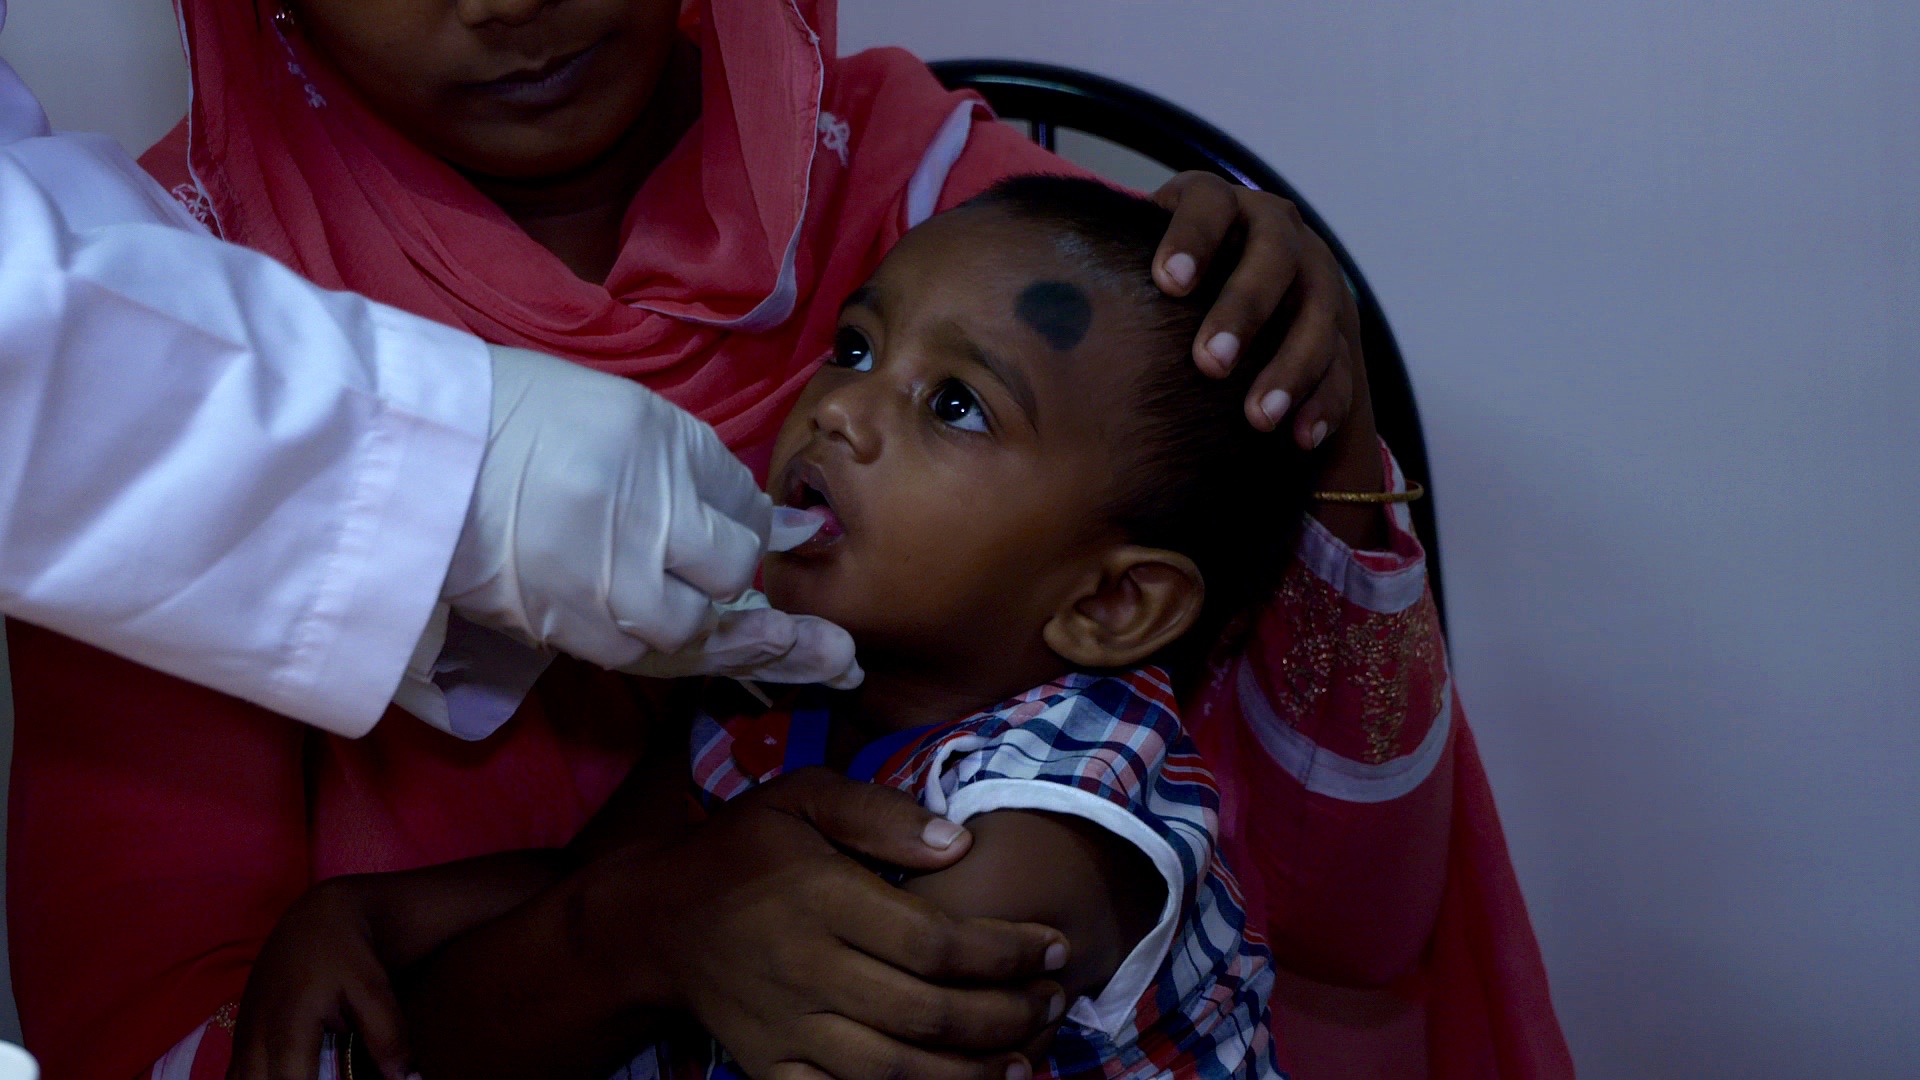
1293, 445, 1428, 615
1294, 514, 1427, 615
276, 307, 492, 737
1235, 657, 1452, 804
939, 778, 1185, 1040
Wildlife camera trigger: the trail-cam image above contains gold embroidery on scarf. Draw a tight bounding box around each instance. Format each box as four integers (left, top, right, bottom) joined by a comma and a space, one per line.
211, 1001, 239, 1031
1272, 568, 1341, 719
1273, 567, 1448, 765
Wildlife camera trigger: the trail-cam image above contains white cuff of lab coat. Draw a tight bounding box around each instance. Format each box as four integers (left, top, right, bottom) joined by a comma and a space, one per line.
272, 308, 491, 737
394, 607, 555, 741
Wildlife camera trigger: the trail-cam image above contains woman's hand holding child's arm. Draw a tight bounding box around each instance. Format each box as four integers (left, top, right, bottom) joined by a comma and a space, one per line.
902, 810, 1167, 1059
634, 771, 1075, 1080
398, 769, 1070, 1080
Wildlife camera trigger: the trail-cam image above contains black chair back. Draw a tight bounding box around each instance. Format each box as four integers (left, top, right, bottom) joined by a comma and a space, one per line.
930, 59, 1444, 624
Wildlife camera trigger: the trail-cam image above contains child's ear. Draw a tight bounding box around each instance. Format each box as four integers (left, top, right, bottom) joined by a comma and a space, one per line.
1043, 546, 1204, 670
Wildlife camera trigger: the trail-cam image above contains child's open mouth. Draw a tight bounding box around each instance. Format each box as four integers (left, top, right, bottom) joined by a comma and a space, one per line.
775, 459, 847, 556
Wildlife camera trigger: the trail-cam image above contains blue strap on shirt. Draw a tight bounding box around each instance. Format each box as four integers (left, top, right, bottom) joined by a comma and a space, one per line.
783, 707, 944, 784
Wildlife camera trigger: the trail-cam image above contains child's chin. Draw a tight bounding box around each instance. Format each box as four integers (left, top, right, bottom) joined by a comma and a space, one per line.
762, 572, 890, 664
762, 562, 853, 625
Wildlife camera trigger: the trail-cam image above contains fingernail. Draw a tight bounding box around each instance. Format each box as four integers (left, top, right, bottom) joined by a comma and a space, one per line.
1047, 992, 1067, 1022
1044, 941, 1069, 971
921, 818, 965, 850
1165, 252, 1196, 289
1206, 332, 1240, 369
1006, 1062, 1032, 1080
1310, 420, 1330, 448
1259, 389, 1291, 426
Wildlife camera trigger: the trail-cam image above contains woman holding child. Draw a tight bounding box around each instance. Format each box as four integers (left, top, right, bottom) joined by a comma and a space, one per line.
4, 0, 1572, 1077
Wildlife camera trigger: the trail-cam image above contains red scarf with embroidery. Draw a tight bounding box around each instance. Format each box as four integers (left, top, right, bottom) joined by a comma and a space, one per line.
142, 0, 982, 459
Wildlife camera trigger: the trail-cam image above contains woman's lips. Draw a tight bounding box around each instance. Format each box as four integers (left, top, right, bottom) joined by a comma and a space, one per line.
465, 40, 605, 109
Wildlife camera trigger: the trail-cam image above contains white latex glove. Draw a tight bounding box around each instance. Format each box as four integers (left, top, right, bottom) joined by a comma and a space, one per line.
620, 588, 863, 689
442, 346, 768, 668
399, 509, 859, 734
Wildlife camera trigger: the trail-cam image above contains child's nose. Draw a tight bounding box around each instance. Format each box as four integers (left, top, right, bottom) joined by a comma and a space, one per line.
812, 380, 882, 464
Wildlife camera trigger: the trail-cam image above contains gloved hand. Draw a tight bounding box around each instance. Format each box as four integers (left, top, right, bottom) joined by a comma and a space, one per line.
621, 589, 862, 689
442, 345, 768, 669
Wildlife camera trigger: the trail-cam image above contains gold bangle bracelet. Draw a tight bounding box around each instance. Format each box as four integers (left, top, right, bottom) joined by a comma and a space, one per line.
1311, 479, 1426, 505
342, 1032, 357, 1080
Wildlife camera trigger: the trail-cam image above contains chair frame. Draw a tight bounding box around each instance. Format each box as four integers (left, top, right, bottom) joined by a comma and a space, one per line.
930, 59, 1445, 625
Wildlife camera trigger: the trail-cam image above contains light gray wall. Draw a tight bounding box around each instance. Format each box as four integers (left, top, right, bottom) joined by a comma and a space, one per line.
1, 0, 185, 153
2, 1, 1917, 1075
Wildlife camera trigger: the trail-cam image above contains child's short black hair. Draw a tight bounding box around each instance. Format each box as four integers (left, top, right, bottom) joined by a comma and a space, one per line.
962, 174, 1320, 678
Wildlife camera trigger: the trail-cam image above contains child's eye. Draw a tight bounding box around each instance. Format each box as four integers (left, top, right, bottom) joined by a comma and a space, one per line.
929, 379, 990, 433
830, 327, 875, 372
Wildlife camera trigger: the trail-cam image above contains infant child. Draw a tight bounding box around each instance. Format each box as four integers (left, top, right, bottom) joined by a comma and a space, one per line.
655, 173, 1316, 1079
239, 174, 1317, 1080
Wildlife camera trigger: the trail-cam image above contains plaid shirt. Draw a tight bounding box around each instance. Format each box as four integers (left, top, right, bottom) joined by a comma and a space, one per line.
670, 667, 1282, 1080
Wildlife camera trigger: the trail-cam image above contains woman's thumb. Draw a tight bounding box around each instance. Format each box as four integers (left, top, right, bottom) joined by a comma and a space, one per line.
776, 768, 973, 871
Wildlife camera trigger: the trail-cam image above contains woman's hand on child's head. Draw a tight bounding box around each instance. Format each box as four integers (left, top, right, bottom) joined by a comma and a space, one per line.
230, 877, 415, 1080
623, 768, 1068, 1080
1151, 171, 1368, 448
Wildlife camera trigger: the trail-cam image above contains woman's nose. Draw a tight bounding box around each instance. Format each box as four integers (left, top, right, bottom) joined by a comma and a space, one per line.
455, 0, 551, 29
812, 380, 882, 464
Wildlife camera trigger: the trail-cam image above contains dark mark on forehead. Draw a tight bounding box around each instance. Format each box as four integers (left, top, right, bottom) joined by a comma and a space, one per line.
1015, 280, 1093, 352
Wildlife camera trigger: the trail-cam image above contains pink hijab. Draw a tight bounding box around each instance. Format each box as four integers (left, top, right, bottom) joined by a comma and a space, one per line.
144, 0, 979, 456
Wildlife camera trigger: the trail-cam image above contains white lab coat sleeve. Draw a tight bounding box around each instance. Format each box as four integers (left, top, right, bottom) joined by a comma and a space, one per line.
0, 124, 493, 737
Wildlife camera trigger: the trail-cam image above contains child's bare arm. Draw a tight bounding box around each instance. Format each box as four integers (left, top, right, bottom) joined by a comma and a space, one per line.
902, 810, 1166, 1019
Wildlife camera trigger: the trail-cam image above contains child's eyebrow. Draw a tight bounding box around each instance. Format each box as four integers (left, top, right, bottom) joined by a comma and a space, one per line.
937, 322, 1040, 429
841, 285, 880, 316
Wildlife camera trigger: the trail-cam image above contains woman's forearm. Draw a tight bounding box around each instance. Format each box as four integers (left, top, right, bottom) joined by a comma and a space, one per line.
360, 850, 574, 970
1307, 391, 1390, 551
402, 766, 1073, 1080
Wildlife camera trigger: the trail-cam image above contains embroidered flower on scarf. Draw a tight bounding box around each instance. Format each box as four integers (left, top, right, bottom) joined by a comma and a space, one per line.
273, 23, 327, 109
817, 110, 850, 166
169, 183, 217, 228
